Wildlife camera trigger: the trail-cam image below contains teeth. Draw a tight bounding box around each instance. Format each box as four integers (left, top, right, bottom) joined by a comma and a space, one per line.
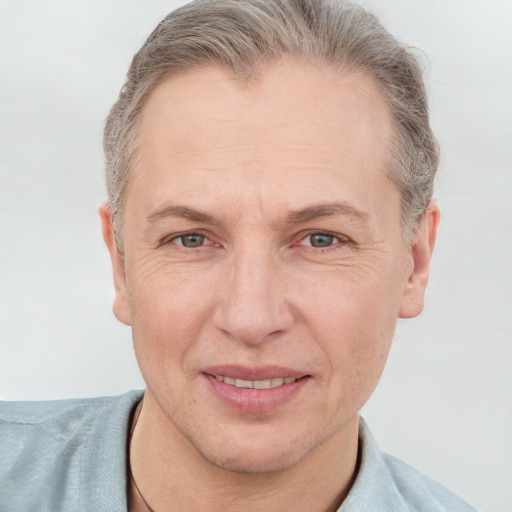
271, 377, 284, 387
214, 375, 298, 389
253, 379, 272, 389
235, 378, 253, 389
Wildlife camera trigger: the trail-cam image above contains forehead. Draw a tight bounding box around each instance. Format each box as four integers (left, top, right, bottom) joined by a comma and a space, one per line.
129, 59, 395, 217
140, 61, 392, 155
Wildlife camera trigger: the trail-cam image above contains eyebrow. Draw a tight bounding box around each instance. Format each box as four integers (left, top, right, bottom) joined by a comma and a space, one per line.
145, 202, 369, 229
285, 202, 369, 224
146, 205, 221, 225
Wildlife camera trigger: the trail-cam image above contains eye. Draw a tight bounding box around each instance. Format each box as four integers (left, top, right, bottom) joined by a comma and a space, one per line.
308, 233, 337, 248
299, 232, 347, 248
172, 233, 208, 248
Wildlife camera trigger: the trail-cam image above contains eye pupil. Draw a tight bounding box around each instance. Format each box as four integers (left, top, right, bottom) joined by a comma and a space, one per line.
310, 234, 335, 247
181, 234, 204, 247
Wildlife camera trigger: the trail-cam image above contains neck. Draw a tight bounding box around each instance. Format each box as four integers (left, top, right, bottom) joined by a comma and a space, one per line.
129, 391, 360, 512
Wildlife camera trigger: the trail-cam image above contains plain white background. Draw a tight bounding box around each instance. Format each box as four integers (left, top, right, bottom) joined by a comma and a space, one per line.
0, 1, 510, 511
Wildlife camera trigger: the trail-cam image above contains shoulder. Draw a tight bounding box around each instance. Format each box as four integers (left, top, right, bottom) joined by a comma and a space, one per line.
0, 391, 141, 448
0, 390, 143, 512
0, 393, 121, 426
340, 418, 478, 512
381, 452, 478, 512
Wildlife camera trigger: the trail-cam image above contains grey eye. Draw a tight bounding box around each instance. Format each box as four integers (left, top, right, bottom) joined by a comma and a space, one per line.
308, 233, 336, 247
178, 234, 206, 247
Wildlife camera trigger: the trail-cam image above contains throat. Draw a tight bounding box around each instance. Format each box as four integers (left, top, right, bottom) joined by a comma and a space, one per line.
128, 391, 360, 512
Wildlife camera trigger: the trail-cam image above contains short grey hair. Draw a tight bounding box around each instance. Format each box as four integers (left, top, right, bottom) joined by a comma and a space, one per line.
104, 0, 439, 249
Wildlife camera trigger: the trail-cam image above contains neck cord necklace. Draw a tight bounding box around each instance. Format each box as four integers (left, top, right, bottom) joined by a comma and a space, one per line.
129, 400, 155, 512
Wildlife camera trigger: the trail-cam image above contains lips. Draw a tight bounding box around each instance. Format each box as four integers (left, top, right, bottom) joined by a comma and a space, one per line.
202, 365, 310, 413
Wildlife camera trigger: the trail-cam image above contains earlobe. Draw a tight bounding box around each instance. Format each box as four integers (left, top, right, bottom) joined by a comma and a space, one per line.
398, 202, 440, 319
99, 202, 132, 326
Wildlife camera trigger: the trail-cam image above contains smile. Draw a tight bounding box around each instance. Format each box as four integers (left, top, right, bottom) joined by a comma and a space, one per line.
213, 375, 298, 389
202, 366, 310, 412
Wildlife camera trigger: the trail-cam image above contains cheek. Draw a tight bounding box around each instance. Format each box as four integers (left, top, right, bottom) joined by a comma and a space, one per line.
127, 262, 216, 377
299, 260, 404, 336
299, 265, 403, 394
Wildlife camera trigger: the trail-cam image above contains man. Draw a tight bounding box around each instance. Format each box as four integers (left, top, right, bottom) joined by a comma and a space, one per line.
0, 0, 477, 510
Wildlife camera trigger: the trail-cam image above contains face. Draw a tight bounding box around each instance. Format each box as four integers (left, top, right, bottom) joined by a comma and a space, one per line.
102, 59, 438, 474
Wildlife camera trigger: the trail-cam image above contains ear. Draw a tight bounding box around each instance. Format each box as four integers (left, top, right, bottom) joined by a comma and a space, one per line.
399, 202, 440, 318
99, 202, 132, 326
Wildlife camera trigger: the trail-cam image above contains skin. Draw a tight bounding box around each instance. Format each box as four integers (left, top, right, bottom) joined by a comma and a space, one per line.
101, 59, 439, 512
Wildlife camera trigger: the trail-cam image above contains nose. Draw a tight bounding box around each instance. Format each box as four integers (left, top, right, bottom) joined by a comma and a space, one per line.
213, 246, 294, 346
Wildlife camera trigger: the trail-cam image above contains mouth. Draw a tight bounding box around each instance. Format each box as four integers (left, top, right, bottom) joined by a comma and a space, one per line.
202, 366, 310, 413
211, 375, 299, 389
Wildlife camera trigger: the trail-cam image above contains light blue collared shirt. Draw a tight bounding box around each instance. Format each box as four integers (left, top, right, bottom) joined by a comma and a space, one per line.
0, 391, 477, 511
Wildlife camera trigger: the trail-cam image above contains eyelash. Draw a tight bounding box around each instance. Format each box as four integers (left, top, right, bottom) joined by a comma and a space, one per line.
298, 231, 349, 250
162, 230, 350, 251
164, 231, 213, 249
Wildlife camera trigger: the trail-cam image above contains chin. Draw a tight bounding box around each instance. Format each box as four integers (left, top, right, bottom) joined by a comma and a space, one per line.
189, 425, 323, 475
203, 446, 307, 474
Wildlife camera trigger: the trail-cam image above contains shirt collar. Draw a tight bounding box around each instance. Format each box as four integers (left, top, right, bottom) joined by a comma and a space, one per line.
338, 417, 410, 512
80, 390, 143, 511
